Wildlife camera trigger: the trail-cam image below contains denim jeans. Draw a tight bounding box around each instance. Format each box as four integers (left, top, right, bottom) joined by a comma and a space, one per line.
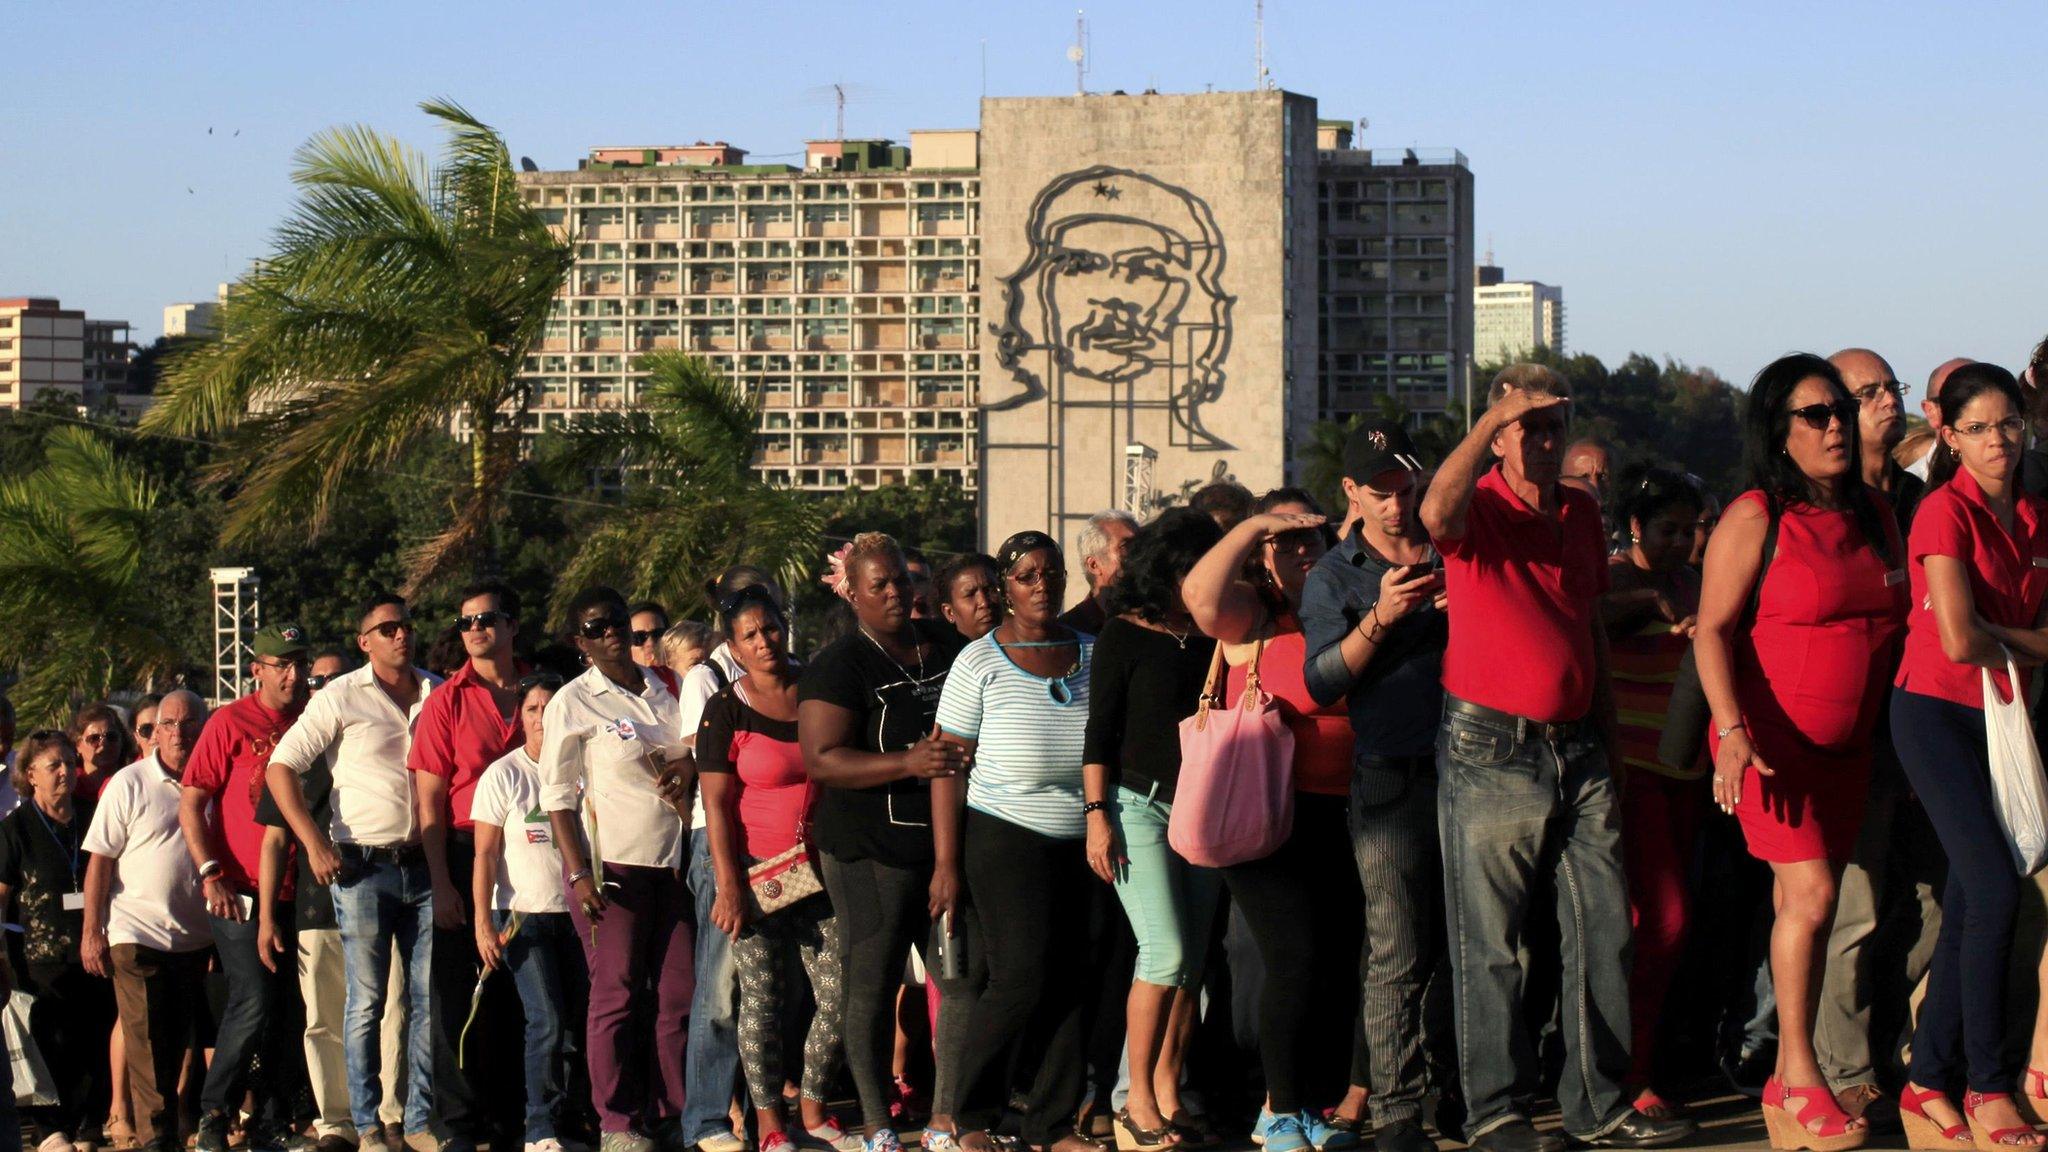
683, 827, 742, 1144
1349, 758, 1452, 1128
204, 911, 302, 1124
497, 910, 582, 1143
1436, 701, 1631, 1139
331, 852, 436, 1136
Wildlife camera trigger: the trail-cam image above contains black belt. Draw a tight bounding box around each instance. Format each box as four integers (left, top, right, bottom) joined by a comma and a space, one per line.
1444, 696, 1590, 744
337, 842, 425, 866
1357, 753, 1434, 774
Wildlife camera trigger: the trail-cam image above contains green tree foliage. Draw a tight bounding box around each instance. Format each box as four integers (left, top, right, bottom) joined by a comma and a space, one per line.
0, 428, 189, 725
144, 99, 575, 595
540, 352, 821, 626
818, 476, 978, 558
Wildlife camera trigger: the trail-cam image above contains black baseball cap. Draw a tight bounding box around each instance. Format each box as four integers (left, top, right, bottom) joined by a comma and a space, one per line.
1341, 419, 1425, 485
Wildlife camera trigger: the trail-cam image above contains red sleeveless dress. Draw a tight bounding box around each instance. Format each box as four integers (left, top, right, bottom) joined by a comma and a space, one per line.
1708, 491, 1907, 863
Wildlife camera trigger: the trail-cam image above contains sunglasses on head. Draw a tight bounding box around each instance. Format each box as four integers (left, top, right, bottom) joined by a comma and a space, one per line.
360, 619, 412, 640
1788, 399, 1859, 431
577, 616, 627, 640
455, 609, 511, 633
718, 587, 781, 617
517, 671, 565, 694
631, 626, 667, 646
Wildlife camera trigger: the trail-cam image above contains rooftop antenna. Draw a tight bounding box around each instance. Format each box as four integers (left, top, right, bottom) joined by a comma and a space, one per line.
1067, 10, 1088, 96
833, 82, 846, 140
1486, 234, 1495, 266
1255, 0, 1272, 90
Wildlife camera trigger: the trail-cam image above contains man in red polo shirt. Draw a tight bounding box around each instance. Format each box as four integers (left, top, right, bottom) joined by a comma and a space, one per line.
409, 581, 528, 1152
1420, 364, 1692, 1152
179, 623, 313, 1152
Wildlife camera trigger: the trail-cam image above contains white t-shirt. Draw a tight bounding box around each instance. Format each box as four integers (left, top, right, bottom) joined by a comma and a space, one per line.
470, 749, 569, 915
677, 644, 745, 831
538, 665, 689, 869
82, 756, 211, 952
269, 664, 441, 847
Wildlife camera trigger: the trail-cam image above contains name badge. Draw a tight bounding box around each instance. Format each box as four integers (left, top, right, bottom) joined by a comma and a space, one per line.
1884, 569, 1906, 587
61, 893, 85, 912
2032, 557, 2048, 569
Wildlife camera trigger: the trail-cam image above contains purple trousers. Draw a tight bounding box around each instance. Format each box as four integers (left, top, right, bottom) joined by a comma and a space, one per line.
568, 862, 695, 1133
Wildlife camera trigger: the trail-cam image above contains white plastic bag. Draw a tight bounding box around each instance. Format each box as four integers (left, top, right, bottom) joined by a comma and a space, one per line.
5, 989, 58, 1108
1983, 648, 2048, 876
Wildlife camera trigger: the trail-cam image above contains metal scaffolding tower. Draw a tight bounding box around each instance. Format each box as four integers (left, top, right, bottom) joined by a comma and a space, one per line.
1123, 443, 1157, 516
211, 567, 260, 706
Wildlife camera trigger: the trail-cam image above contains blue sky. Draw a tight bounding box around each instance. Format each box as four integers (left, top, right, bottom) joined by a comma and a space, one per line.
6, 1, 2044, 398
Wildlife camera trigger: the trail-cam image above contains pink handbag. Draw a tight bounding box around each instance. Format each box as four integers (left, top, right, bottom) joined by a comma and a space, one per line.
1169, 636, 1296, 867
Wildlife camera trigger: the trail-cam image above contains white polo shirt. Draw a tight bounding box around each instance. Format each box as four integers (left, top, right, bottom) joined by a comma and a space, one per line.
82, 756, 211, 953
471, 749, 569, 915
677, 643, 745, 831
538, 664, 688, 869
269, 664, 441, 847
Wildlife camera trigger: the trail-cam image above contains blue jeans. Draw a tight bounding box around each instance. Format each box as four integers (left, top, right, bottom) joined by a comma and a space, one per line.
331, 852, 436, 1136
498, 910, 581, 1143
1107, 785, 1222, 988
682, 827, 742, 1144
1437, 701, 1631, 1139
204, 911, 300, 1122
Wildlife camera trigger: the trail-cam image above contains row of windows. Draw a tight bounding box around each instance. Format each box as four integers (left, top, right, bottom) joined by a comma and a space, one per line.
526, 180, 978, 207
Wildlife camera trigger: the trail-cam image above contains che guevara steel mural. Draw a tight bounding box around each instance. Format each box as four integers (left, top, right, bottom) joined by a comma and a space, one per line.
988, 164, 1236, 451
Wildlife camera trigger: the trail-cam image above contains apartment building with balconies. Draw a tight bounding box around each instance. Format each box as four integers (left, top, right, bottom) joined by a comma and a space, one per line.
1315, 121, 1475, 420
515, 129, 981, 493
0, 297, 139, 414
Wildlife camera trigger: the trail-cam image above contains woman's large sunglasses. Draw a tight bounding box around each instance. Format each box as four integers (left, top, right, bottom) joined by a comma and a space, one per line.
1787, 399, 1858, 431
577, 616, 627, 640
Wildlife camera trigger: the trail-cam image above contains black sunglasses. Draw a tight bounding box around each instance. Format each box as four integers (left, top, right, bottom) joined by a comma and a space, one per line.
455, 610, 511, 633
1787, 399, 1858, 431
359, 619, 413, 639
578, 616, 627, 640
631, 626, 667, 646
305, 675, 331, 691
134, 721, 155, 738
517, 671, 565, 694
718, 586, 782, 618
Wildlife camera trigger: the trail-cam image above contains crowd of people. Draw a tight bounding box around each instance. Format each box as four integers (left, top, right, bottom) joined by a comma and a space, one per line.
4, 345, 2048, 1152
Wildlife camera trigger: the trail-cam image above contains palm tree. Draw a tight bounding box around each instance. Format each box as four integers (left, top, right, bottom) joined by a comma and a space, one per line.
0, 429, 187, 725
144, 98, 575, 595
545, 351, 820, 620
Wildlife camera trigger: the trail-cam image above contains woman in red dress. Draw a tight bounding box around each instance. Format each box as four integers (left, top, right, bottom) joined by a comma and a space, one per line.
1695, 353, 1908, 1152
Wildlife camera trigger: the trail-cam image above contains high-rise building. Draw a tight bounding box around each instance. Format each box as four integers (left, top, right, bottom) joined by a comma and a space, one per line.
0, 297, 137, 412
520, 88, 1472, 576
515, 130, 982, 493
1316, 121, 1475, 420
164, 298, 221, 339
1473, 263, 1565, 365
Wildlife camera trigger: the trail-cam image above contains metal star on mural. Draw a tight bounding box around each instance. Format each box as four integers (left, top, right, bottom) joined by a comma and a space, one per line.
1091, 181, 1121, 200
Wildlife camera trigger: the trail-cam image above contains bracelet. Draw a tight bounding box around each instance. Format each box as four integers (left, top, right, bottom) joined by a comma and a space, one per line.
1715, 721, 1746, 740
565, 869, 592, 887
1082, 800, 1109, 816
197, 860, 222, 879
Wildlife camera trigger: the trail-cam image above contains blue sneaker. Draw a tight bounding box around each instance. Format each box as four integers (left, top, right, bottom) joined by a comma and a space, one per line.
1307, 1112, 1362, 1152
1263, 1113, 1310, 1152
1251, 1108, 1277, 1147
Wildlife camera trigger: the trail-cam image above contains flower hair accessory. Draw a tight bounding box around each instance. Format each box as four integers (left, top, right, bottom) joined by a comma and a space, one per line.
822, 542, 856, 602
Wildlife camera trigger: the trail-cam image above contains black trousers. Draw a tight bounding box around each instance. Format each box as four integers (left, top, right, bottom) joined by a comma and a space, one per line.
26, 960, 117, 1138
1221, 793, 1363, 1115
956, 810, 1092, 1145
428, 831, 526, 1143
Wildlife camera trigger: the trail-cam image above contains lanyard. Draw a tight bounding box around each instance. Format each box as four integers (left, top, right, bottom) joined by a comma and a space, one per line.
31, 804, 80, 892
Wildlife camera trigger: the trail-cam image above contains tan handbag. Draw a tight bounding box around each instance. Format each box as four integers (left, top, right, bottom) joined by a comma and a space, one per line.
745, 838, 823, 917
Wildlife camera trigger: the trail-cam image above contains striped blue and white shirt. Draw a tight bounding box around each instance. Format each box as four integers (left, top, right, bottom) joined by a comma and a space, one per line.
935, 630, 1094, 839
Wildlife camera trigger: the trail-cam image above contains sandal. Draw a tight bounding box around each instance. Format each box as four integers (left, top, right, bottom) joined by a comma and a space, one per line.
1763, 1077, 1869, 1152
1963, 1092, 2042, 1150
2021, 1069, 2048, 1128
1039, 1136, 1113, 1152
1113, 1111, 1179, 1152
1632, 1088, 1686, 1120
1900, 1086, 1972, 1150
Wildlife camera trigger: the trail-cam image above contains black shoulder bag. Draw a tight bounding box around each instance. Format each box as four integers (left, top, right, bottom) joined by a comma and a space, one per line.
1657, 503, 1780, 772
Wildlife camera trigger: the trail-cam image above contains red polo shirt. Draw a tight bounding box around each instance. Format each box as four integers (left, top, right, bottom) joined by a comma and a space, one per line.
1896, 468, 2048, 709
184, 693, 302, 898
406, 660, 525, 830
1436, 466, 1612, 723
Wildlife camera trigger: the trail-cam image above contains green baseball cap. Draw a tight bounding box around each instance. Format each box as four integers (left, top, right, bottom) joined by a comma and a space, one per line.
253, 624, 311, 660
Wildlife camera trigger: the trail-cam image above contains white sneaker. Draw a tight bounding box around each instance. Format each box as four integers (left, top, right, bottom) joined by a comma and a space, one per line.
805, 1122, 863, 1152
39, 1133, 75, 1152
697, 1135, 746, 1152
526, 1142, 565, 1152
